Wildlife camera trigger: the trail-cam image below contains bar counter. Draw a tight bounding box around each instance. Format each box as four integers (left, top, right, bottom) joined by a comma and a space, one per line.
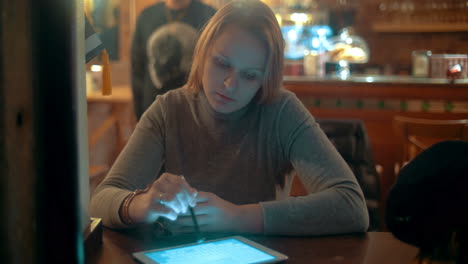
284, 75, 468, 85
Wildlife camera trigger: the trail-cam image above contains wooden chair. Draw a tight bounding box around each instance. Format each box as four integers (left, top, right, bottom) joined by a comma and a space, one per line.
393, 115, 468, 175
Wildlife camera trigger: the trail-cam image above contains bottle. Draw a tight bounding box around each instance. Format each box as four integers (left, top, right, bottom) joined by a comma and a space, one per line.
411, 50, 431, 77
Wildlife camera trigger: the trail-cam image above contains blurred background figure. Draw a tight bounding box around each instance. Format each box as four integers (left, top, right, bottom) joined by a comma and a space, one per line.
147, 23, 198, 99
131, 0, 216, 120
386, 140, 468, 264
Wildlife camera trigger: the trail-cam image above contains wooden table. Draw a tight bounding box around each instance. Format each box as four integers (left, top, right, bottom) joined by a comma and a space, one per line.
86, 229, 418, 264
87, 85, 135, 152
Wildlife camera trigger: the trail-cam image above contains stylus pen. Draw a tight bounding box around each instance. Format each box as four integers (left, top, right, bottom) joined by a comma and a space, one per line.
189, 206, 204, 243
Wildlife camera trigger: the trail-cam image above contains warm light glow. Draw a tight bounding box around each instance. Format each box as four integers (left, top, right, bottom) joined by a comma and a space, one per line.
338, 60, 350, 80
287, 30, 298, 42
290, 13, 310, 25
339, 60, 349, 67
304, 50, 318, 56
349, 47, 366, 59
340, 72, 350, 80
90, 65, 103, 72
275, 14, 282, 26
311, 38, 320, 49
317, 28, 327, 36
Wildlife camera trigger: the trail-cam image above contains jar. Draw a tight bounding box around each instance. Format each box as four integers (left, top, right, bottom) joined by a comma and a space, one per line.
304, 50, 328, 77
328, 27, 369, 64
411, 50, 431, 77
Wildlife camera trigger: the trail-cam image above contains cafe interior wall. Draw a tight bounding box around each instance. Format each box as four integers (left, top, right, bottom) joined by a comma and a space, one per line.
355, 0, 468, 75
108, 0, 468, 79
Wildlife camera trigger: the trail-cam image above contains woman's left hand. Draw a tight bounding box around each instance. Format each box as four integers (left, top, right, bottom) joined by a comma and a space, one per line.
168, 191, 242, 234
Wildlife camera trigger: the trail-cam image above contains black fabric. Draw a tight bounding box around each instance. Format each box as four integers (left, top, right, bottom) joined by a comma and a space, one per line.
386, 141, 468, 253
317, 119, 381, 231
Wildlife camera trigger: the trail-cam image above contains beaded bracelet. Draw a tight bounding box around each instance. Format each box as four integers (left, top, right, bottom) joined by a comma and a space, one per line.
120, 185, 150, 226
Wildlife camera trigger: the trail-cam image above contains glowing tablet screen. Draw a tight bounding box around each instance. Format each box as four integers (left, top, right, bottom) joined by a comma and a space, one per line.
144, 238, 276, 264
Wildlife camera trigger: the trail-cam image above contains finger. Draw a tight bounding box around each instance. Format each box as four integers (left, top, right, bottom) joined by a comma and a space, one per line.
175, 191, 190, 213
156, 177, 183, 194
165, 174, 185, 186
154, 192, 184, 215
158, 174, 196, 210
180, 175, 198, 196
158, 189, 184, 213
167, 175, 197, 198
158, 172, 177, 182
188, 191, 198, 207
157, 176, 184, 194
181, 186, 198, 208
149, 178, 162, 194
159, 210, 178, 221
150, 176, 174, 198
170, 175, 197, 208
146, 206, 178, 222
155, 173, 184, 192
163, 193, 185, 215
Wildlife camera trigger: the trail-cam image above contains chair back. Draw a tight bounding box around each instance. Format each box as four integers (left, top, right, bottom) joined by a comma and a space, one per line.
318, 119, 381, 231
290, 119, 381, 230
393, 116, 468, 167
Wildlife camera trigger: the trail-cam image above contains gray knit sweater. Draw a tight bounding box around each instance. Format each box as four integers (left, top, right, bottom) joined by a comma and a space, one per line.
89, 88, 369, 235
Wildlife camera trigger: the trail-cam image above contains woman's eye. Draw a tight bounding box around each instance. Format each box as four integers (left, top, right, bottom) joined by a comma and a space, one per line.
214, 57, 230, 68
242, 71, 259, 81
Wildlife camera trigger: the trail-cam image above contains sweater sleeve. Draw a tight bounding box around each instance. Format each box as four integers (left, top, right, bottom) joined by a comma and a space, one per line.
89, 97, 167, 228
260, 94, 369, 235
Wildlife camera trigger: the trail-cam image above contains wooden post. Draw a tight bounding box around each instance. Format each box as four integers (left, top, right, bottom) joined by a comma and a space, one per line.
0, 0, 84, 262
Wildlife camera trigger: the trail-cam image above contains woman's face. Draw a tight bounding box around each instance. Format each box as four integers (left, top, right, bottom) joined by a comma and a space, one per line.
202, 24, 266, 114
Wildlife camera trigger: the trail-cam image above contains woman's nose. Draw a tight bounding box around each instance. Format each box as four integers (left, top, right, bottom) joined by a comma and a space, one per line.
224, 71, 238, 91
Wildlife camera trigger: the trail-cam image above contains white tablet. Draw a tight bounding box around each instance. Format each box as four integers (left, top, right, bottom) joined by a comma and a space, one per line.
133, 235, 288, 264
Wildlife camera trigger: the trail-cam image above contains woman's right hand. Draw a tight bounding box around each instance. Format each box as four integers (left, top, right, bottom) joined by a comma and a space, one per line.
127, 173, 197, 224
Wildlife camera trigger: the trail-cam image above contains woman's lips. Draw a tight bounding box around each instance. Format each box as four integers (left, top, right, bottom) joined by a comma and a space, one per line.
215, 92, 235, 103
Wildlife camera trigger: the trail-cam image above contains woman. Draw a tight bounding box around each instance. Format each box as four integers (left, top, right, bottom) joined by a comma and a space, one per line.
90, 0, 369, 235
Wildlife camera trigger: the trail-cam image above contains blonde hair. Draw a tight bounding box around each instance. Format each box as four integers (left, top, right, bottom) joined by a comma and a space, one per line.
185, 0, 284, 104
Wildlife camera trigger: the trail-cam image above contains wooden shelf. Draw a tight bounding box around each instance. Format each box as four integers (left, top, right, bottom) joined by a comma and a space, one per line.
372, 23, 468, 33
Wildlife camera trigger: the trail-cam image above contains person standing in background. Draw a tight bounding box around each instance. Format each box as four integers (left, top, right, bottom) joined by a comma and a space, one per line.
131, 0, 216, 120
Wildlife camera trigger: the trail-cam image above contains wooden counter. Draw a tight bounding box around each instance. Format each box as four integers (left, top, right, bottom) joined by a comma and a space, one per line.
283, 76, 468, 222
